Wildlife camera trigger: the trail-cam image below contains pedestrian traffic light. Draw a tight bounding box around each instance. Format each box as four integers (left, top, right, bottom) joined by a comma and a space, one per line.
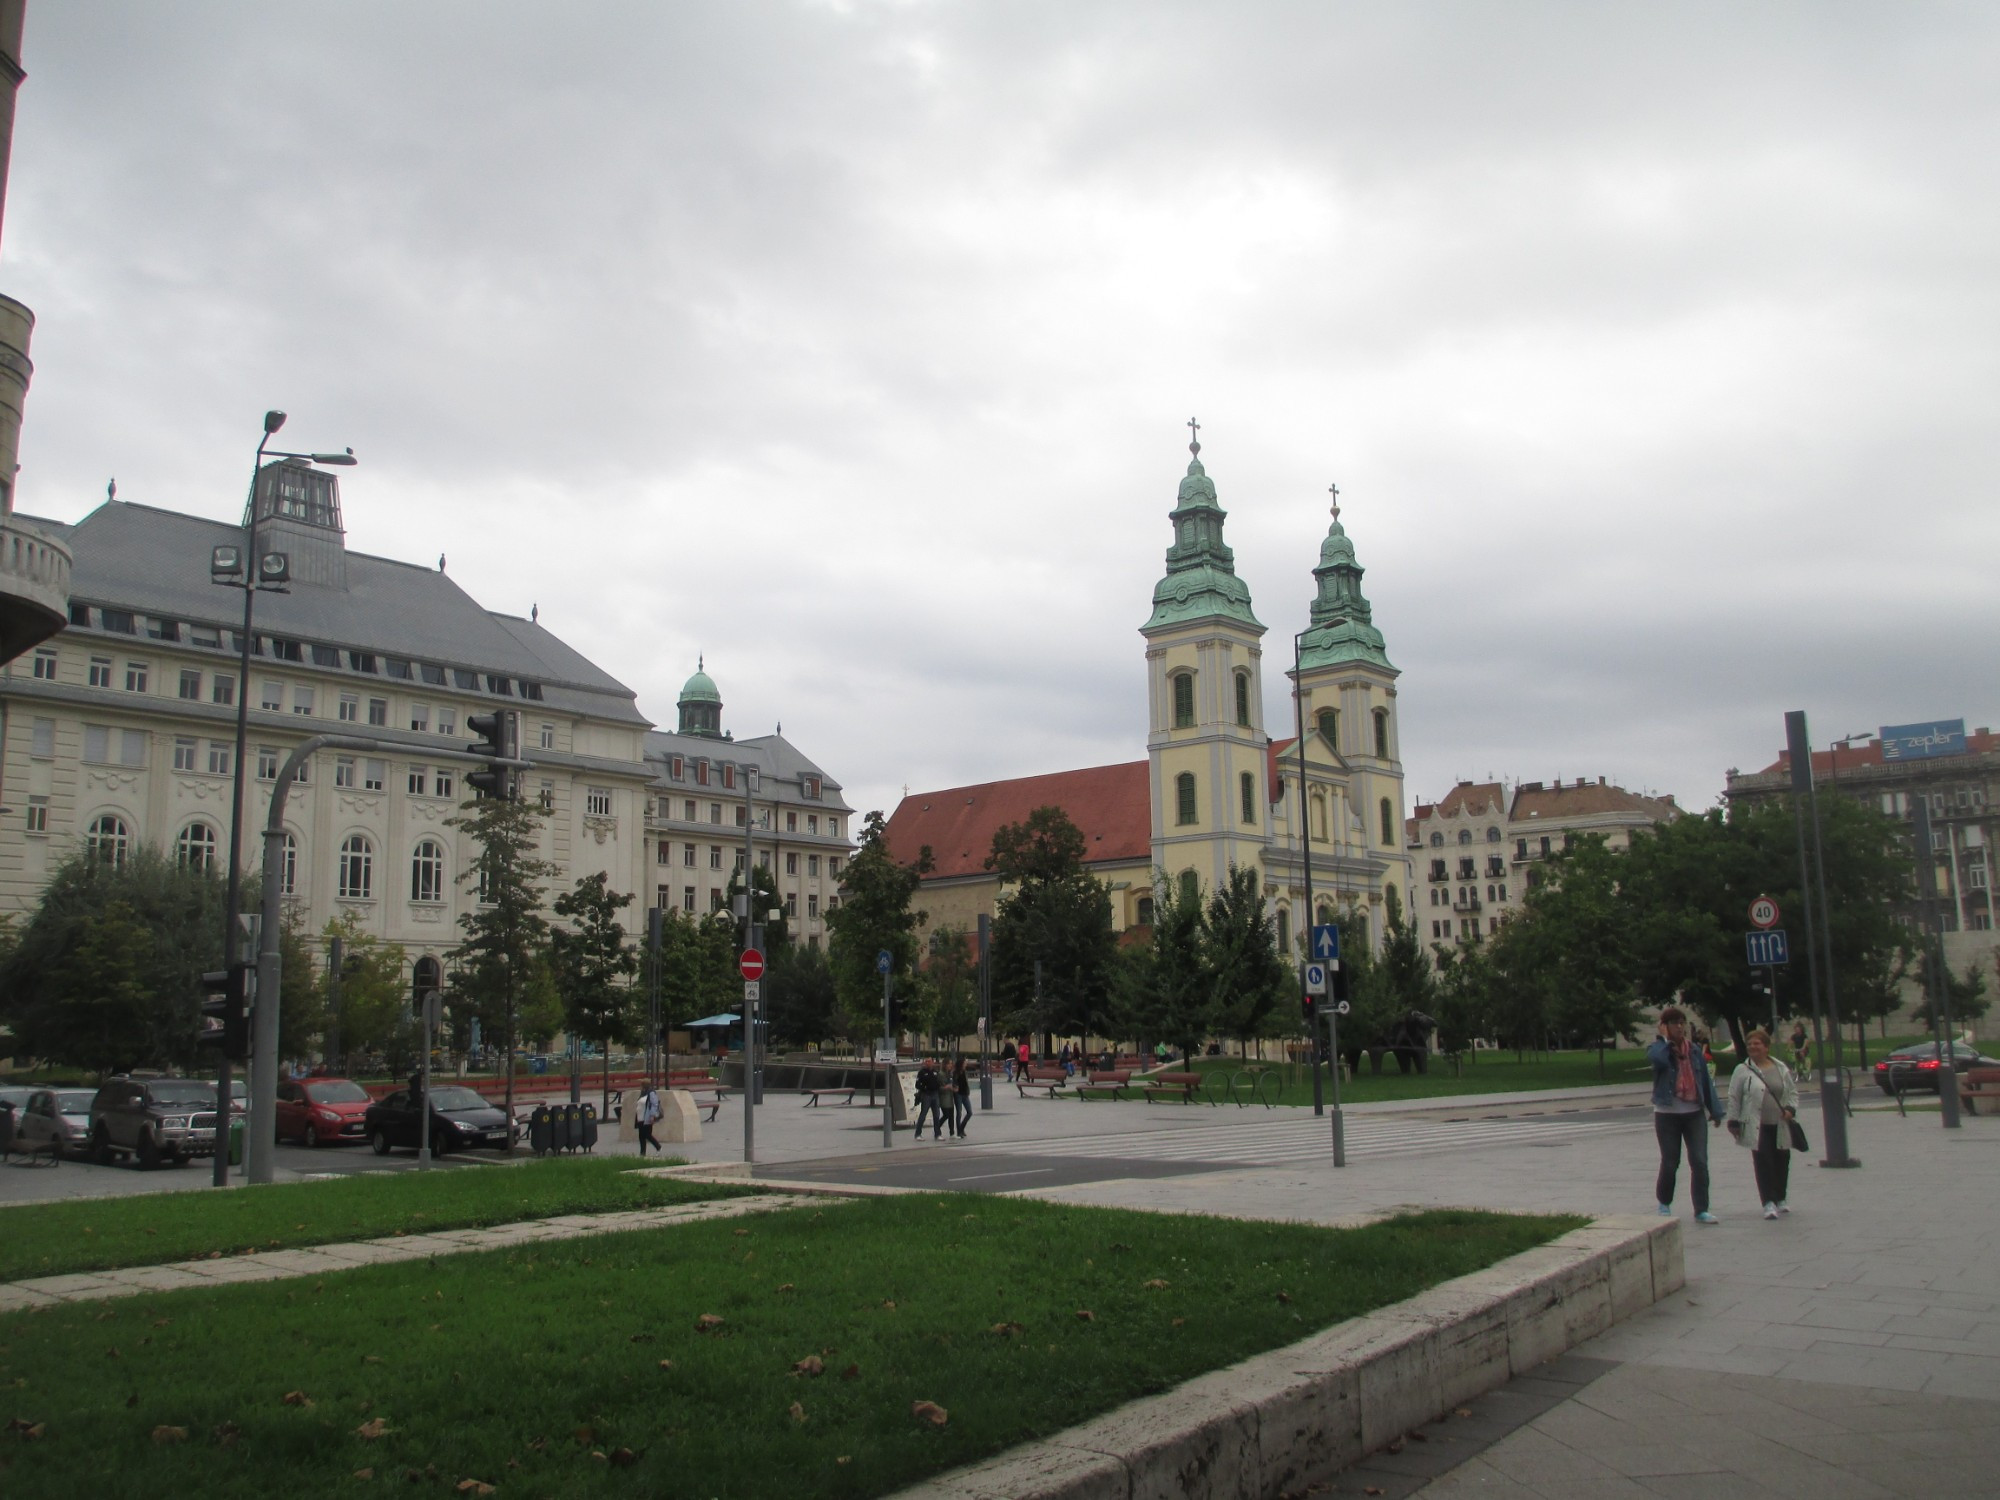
1302, 992, 1318, 1025
198, 963, 251, 1059
466, 708, 520, 801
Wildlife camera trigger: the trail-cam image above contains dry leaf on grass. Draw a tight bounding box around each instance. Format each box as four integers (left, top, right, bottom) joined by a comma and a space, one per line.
910, 1400, 948, 1428
788, 1401, 807, 1424
1074, 1309, 1095, 1322
1365, 1489, 1384, 1497
791, 1356, 824, 1377
151, 1425, 188, 1444
628, 1333, 654, 1344
362, 1355, 383, 1365
989, 1322, 1024, 1337
7, 1417, 46, 1440
125, 1394, 139, 1408
573, 1425, 596, 1445
454, 1482, 494, 1496
1171, 1317, 1186, 1327
353, 1468, 373, 1480
733, 1229, 749, 1237
213, 1421, 241, 1448
1143, 1279, 1169, 1290
776, 1283, 795, 1293
839, 1363, 861, 1381
151, 1319, 171, 1328
1276, 1291, 1292, 1305
611, 1447, 637, 1467
355, 1418, 391, 1440
1405, 1429, 1428, 1442
657, 1359, 675, 1371
881, 1300, 896, 1310
695, 1314, 725, 1333
283, 1390, 314, 1407
836, 1455, 851, 1465
527, 1437, 547, 1452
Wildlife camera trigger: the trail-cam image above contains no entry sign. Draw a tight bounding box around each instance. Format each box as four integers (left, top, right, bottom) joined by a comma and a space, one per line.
738, 948, 765, 981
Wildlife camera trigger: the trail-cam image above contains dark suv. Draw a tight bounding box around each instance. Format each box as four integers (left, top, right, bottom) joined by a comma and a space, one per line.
89, 1077, 220, 1168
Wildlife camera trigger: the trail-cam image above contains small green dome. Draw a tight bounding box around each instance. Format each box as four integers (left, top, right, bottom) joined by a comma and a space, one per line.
679, 663, 721, 705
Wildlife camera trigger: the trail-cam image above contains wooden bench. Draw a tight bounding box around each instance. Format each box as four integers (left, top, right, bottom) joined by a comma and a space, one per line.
1074, 1069, 1132, 1101
1016, 1065, 1070, 1099
802, 1087, 859, 1108
1959, 1066, 2000, 1116
1144, 1071, 1206, 1105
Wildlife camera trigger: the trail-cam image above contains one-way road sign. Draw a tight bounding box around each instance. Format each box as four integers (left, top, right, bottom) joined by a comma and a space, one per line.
1745, 930, 1790, 967
1311, 924, 1340, 962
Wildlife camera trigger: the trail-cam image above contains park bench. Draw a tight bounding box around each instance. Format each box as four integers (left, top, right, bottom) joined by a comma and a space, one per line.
0, 1106, 59, 1168
665, 1070, 731, 1122
802, 1087, 859, 1108
1143, 1071, 1206, 1105
1958, 1066, 2000, 1116
1074, 1069, 1132, 1101
1016, 1065, 1070, 1099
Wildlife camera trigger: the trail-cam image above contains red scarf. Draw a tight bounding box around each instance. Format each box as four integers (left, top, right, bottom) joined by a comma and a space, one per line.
1674, 1042, 1698, 1102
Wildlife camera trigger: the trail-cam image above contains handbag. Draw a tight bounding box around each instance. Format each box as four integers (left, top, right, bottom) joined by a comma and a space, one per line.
1787, 1118, 1809, 1152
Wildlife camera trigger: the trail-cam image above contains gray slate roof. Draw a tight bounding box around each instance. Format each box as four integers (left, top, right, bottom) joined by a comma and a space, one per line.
642, 728, 852, 812
31, 500, 649, 727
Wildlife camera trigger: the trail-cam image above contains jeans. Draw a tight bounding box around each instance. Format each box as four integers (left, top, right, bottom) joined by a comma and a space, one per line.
1751, 1124, 1791, 1204
953, 1089, 972, 1133
914, 1092, 942, 1136
1654, 1109, 1712, 1213
636, 1121, 660, 1156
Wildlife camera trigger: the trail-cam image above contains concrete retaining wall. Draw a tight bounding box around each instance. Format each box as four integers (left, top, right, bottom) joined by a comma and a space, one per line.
892, 1214, 1680, 1500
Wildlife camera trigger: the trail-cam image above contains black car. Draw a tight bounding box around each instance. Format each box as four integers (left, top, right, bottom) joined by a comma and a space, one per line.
364, 1085, 515, 1155
1873, 1041, 2000, 1094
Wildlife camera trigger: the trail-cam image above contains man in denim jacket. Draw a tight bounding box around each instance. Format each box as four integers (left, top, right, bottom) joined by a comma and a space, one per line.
1648, 1005, 1726, 1223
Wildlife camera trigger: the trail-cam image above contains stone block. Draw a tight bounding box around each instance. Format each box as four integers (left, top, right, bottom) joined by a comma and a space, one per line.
1063, 1383, 1261, 1500
1242, 1364, 1362, 1493
898, 1443, 1131, 1500
658, 1089, 704, 1143
1305, 1315, 1443, 1454
1649, 1218, 1685, 1296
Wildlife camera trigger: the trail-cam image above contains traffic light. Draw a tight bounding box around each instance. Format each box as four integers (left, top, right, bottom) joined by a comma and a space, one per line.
1302, 991, 1318, 1025
466, 708, 520, 801
198, 963, 251, 1059
1330, 961, 1349, 1007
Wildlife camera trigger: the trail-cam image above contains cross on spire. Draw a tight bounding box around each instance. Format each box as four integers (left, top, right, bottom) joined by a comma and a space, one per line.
1327, 481, 1341, 523
1186, 416, 1201, 456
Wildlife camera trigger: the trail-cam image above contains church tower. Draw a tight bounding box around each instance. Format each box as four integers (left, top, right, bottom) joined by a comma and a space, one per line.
1141, 426, 1271, 899
1282, 487, 1409, 937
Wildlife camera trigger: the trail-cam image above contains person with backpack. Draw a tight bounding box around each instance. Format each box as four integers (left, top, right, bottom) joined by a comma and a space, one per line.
634, 1080, 664, 1157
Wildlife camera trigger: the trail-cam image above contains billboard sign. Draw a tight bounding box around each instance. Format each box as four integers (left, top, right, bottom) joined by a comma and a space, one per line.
1879, 719, 1967, 762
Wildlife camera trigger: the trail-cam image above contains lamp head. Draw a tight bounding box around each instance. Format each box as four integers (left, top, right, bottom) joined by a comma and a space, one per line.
263, 410, 287, 436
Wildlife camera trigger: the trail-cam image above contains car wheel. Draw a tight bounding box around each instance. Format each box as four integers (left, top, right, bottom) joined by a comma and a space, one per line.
91, 1125, 114, 1165
136, 1132, 161, 1171
168, 1148, 186, 1167
370, 1128, 391, 1156
304, 1123, 321, 1149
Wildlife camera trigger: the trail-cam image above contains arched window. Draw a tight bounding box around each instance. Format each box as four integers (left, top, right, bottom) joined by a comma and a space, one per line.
412, 955, 443, 1006
278, 832, 298, 897
1384, 882, 1400, 918
1178, 869, 1200, 906
411, 839, 446, 903
1233, 670, 1251, 728
1315, 902, 1333, 927
1276, 906, 1291, 955
1316, 707, 1338, 751
1171, 671, 1196, 729
1379, 798, 1395, 847
176, 821, 218, 872
1458, 829, 1472, 845
1486, 827, 1502, 843
1175, 771, 1197, 825
1429, 831, 1443, 848
1135, 895, 1155, 927
338, 835, 374, 900
1309, 791, 1327, 841
1239, 770, 1256, 825
86, 814, 129, 867
1373, 707, 1390, 759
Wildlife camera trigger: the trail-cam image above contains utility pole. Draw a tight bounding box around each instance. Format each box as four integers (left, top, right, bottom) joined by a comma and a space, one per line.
1293, 629, 1324, 1117
977, 913, 994, 1110
1784, 710, 1858, 1168
1911, 798, 1962, 1129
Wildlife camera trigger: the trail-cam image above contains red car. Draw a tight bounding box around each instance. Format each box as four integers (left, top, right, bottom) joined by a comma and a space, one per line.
275, 1077, 374, 1146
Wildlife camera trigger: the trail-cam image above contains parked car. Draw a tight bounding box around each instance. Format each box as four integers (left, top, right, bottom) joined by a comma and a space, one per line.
276, 1077, 373, 1147
89, 1077, 220, 1168
16, 1088, 97, 1157
1873, 1041, 2000, 1094
364, 1085, 515, 1156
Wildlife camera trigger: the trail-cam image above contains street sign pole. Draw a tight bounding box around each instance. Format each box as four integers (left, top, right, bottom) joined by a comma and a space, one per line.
977, 914, 993, 1110
1911, 799, 1962, 1130
1785, 709, 1858, 1168
1326, 964, 1346, 1169
879, 949, 894, 1149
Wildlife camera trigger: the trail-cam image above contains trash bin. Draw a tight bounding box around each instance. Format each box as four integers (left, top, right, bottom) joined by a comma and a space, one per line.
580, 1102, 598, 1153
528, 1104, 553, 1156
530, 1055, 549, 1076
227, 1117, 244, 1166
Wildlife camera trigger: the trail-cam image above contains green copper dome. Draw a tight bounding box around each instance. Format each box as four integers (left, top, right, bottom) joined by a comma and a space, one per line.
1298, 501, 1394, 672
1143, 443, 1264, 634
679, 663, 721, 705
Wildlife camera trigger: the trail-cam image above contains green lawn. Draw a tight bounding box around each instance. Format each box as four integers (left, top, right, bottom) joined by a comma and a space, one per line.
0, 1157, 747, 1283
1129, 1048, 1651, 1108
0, 1197, 1581, 1499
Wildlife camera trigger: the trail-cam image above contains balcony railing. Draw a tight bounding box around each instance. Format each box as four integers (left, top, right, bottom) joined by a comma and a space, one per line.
0, 512, 70, 663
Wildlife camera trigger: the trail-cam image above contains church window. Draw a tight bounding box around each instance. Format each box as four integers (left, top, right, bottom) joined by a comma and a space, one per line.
1240, 771, 1256, 825
1233, 671, 1251, 728
1373, 708, 1390, 759
1171, 671, 1195, 729
1486, 826, 1501, 843
1137, 895, 1156, 927
1379, 798, 1395, 846
1178, 869, 1199, 906
1275, 906, 1290, 955
1458, 829, 1471, 845
1317, 707, 1338, 751
1429, 831, 1442, 848
1310, 792, 1327, 842
1175, 772, 1197, 826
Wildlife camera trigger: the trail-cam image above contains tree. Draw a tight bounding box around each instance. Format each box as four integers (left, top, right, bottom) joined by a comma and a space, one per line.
1115, 869, 1213, 1065
920, 926, 982, 1047
320, 912, 415, 1072
725, 862, 790, 951
551, 871, 641, 1109
275, 907, 330, 1065
1430, 940, 1496, 1074
766, 941, 842, 1049
1913, 949, 1991, 1030
0, 845, 232, 1073
988, 806, 1115, 1045
446, 794, 557, 1123
1513, 837, 1645, 1075
654, 908, 740, 1066
1361, 887, 1437, 1072
826, 811, 931, 1038
1204, 863, 1289, 1049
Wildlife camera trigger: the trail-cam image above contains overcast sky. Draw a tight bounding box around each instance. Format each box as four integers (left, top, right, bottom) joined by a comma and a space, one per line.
9, 3, 1996, 825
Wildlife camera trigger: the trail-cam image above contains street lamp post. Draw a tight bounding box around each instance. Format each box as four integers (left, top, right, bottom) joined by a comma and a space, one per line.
209, 411, 355, 1187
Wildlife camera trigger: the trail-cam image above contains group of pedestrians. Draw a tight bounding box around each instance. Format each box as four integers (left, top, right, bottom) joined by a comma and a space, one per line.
912, 1055, 973, 1139
1649, 1005, 1804, 1224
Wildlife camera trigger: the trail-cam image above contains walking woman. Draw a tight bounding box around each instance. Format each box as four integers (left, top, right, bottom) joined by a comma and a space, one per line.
1648, 1006, 1725, 1223
1726, 1027, 1801, 1220
950, 1055, 972, 1138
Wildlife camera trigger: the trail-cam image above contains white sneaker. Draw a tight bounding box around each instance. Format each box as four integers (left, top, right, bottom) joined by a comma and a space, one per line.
1775, 1201, 1790, 1215
1656, 1202, 1672, 1217
1763, 1203, 1779, 1220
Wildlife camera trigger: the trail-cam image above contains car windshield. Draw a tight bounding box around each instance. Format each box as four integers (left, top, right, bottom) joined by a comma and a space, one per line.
428, 1087, 490, 1111
57, 1090, 97, 1112
150, 1082, 217, 1106
306, 1080, 370, 1104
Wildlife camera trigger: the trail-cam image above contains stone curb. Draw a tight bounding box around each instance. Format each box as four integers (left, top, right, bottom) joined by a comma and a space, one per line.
888, 1213, 1682, 1500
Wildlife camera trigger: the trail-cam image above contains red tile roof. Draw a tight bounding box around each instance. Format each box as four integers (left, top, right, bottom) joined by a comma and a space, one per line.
1757, 728, 1997, 778
1510, 778, 1679, 823
882, 761, 1152, 880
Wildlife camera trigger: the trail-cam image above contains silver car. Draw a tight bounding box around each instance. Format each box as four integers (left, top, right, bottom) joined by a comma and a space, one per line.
17, 1088, 97, 1157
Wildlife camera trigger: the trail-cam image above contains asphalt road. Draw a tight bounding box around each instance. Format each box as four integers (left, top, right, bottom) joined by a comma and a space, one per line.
0, 1137, 511, 1203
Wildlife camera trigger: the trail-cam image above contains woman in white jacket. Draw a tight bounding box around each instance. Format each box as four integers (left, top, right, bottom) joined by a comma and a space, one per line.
1726, 1027, 1801, 1220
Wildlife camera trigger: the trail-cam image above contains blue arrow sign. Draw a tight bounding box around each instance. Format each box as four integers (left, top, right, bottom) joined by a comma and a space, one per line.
1745, 929, 1790, 967
1311, 923, 1340, 962
876, 949, 893, 975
